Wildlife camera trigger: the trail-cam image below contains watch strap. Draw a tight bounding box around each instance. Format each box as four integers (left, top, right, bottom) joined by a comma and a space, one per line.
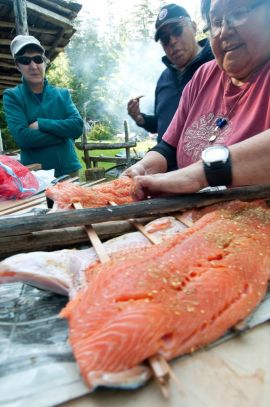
203, 152, 232, 187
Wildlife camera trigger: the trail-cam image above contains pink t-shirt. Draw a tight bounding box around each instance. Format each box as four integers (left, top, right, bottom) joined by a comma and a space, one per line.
163, 59, 270, 168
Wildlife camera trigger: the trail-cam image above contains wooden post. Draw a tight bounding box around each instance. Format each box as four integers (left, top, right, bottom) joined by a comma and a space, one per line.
82, 101, 91, 169
13, 0, 29, 35
124, 120, 130, 165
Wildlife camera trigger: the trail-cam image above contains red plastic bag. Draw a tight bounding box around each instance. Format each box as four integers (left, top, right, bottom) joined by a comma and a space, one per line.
0, 155, 39, 200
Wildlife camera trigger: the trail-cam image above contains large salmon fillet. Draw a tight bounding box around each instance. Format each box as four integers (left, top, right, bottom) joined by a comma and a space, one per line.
61, 201, 270, 388
45, 177, 134, 209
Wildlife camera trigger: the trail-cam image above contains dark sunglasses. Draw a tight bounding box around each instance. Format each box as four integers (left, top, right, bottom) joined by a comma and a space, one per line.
159, 24, 185, 46
15, 55, 45, 65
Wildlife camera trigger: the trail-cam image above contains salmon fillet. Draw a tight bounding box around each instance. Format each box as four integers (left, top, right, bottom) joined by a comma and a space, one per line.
45, 177, 134, 209
61, 200, 270, 388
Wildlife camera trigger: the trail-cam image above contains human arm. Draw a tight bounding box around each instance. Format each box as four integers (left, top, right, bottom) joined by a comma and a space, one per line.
122, 139, 177, 177
122, 150, 168, 178
132, 130, 270, 200
3, 90, 64, 149
37, 89, 83, 139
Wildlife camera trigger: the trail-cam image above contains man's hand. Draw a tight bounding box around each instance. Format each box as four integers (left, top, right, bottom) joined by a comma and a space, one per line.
29, 121, 39, 130
127, 96, 145, 126
121, 162, 147, 178
132, 163, 207, 200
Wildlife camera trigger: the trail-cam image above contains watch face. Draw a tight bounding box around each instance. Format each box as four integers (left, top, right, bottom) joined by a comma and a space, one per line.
202, 146, 229, 164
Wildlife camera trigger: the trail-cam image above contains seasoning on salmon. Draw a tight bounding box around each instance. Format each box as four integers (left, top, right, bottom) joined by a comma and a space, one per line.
60, 200, 270, 388
45, 177, 134, 209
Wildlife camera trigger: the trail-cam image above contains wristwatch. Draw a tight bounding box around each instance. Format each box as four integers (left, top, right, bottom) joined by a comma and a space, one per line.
201, 145, 232, 187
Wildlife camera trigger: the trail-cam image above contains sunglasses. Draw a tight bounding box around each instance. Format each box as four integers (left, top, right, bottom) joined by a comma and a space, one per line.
15, 55, 45, 65
159, 24, 185, 46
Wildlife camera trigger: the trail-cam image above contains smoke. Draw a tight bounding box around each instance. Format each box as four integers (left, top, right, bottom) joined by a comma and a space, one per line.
102, 39, 164, 133
72, 0, 202, 134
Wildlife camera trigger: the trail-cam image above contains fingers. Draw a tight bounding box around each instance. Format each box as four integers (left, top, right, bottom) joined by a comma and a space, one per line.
127, 95, 144, 114
122, 163, 146, 179
127, 99, 140, 117
132, 175, 156, 201
132, 172, 181, 200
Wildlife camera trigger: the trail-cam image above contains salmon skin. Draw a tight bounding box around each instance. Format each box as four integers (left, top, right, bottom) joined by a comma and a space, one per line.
61, 200, 270, 388
45, 177, 134, 209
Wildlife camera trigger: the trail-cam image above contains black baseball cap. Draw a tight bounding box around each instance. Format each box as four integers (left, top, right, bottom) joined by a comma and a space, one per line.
155, 4, 190, 42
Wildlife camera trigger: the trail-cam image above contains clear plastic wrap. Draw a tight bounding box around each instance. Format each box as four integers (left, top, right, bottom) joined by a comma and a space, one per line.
0, 155, 39, 200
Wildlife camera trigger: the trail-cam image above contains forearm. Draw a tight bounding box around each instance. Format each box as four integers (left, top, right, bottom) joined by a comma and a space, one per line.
38, 116, 83, 139
151, 140, 177, 171
3, 92, 64, 148
123, 151, 168, 178
10, 126, 64, 149
162, 129, 270, 193
140, 151, 168, 173
133, 129, 270, 200
230, 130, 270, 186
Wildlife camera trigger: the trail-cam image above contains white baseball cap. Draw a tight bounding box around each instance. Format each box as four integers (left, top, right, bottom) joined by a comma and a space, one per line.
10, 35, 45, 58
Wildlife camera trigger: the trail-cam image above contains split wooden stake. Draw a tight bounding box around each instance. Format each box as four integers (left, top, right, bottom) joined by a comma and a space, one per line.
174, 212, 194, 228
72, 202, 110, 263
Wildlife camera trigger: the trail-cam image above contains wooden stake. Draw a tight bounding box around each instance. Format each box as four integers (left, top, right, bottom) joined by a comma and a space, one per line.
72, 202, 110, 263
174, 213, 194, 228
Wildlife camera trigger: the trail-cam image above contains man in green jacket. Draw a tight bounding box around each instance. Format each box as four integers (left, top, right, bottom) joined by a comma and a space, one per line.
3, 35, 83, 177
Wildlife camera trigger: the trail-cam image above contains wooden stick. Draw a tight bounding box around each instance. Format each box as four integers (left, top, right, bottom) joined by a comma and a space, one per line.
174, 213, 194, 228
72, 202, 110, 263
109, 201, 159, 244
148, 356, 170, 398
134, 95, 144, 100
4, 183, 270, 238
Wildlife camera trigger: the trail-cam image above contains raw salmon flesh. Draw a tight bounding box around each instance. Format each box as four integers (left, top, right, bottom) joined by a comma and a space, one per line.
61, 200, 270, 388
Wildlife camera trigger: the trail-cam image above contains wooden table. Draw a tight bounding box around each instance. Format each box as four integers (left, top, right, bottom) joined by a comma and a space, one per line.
1, 183, 269, 407
61, 324, 270, 407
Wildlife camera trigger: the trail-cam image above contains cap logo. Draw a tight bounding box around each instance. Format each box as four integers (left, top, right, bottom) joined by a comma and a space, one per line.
158, 8, 168, 21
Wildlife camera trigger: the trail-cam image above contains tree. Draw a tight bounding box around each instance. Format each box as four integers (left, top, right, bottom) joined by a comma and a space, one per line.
47, 52, 73, 89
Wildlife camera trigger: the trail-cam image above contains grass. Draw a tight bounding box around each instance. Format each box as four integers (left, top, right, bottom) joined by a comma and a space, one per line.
76, 139, 156, 172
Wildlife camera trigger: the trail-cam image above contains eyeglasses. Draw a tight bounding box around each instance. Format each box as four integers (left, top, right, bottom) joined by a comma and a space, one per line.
15, 55, 45, 65
159, 22, 186, 46
204, 0, 267, 38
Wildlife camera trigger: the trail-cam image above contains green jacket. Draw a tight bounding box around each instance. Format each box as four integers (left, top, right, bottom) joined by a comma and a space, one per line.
3, 79, 83, 177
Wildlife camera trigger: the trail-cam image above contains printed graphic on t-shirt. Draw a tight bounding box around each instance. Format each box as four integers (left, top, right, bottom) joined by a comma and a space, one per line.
182, 113, 231, 166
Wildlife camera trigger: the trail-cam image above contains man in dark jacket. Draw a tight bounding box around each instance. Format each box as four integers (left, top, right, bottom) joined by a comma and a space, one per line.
127, 3, 213, 143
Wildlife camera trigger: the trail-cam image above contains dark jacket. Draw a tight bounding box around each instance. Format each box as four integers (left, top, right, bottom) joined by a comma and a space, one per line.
138, 39, 213, 142
3, 79, 83, 177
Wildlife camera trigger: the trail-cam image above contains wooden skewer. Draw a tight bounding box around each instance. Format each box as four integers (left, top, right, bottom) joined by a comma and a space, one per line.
108, 201, 159, 245
72, 202, 110, 263
174, 212, 194, 228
